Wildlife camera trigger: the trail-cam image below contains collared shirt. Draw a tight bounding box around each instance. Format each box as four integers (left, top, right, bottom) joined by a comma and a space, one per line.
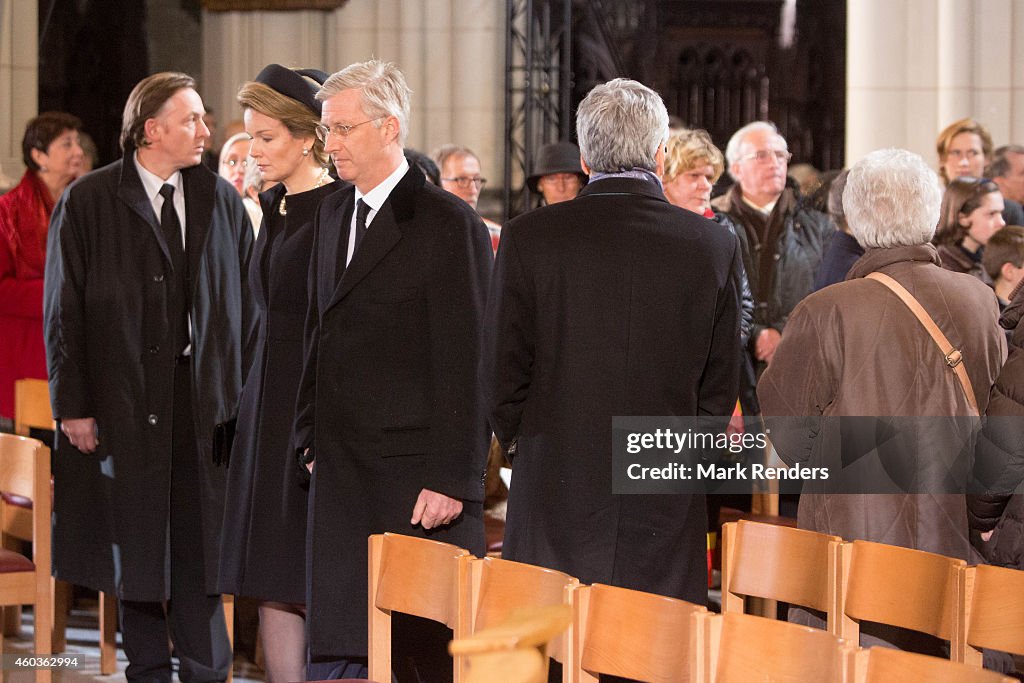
133, 152, 186, 246
741, 194, 778, 216
133, 152, 191, 353
347, 157, 410, 266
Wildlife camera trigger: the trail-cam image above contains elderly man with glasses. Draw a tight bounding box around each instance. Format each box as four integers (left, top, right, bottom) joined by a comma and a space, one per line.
434, 144, 501, 252
711, 121, 832, 376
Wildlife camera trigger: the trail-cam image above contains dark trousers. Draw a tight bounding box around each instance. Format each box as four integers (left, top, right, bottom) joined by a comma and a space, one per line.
119, 358, 232, 683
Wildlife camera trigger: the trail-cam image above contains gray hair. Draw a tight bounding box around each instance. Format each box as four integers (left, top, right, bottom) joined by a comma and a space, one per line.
985, 144, 1024, 178
576, 78, 669, 173
317, 59, 411, 146
725, 121, 787, 180
432, 144, 479, 173
844, 148, 943, 249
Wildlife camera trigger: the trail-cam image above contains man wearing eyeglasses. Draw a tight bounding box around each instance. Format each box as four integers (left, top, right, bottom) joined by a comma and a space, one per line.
711, 121, 831, 376
435, 144, 502, 252
294, 60, 492, 680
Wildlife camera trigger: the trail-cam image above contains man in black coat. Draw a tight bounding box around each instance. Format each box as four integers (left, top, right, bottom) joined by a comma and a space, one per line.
293, 60, 492, 679
44, 72, 254, 682
483, 78, 743, 604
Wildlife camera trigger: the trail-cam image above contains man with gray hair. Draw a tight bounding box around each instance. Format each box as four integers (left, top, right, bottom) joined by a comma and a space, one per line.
712, 121, 831, 374
759, 148, 1004, 604
293, 59, 492, 679
483, 78, 742, 603
986, 144, 1024, 225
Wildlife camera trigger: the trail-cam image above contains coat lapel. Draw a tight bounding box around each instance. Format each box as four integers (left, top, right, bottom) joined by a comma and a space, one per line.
116, 156, 172, 267
320, 192, 352, 310
182, 165, 215, 280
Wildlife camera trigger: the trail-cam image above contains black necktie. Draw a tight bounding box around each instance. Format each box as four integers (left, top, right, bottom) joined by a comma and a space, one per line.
158, 184, 189, 351
352, 198, 371, 255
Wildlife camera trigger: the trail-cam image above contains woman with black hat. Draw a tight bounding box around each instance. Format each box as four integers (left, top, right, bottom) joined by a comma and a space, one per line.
528, 140, 587, 205
218, 63, 338, 682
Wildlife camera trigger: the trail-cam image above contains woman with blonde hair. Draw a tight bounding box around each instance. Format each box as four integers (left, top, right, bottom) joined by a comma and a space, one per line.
218, 131, 263, 235
218, 63, 338, 682
934, 176, 1005, 283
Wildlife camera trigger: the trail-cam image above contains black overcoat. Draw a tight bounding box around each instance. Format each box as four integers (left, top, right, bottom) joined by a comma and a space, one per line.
483, 176, 742, 605
43, 157, 255, 601
293, 165, 492, 657
218, 182, 341, 603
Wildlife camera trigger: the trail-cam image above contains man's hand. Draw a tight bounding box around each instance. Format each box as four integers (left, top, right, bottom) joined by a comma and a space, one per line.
302, 448, 314, 473
411, 488, 463, 529
61, 417, 99, 454
755, 327, 782, 364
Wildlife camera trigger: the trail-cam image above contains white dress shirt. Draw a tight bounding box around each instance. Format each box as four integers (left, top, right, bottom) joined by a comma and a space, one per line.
346, 157, 410, 266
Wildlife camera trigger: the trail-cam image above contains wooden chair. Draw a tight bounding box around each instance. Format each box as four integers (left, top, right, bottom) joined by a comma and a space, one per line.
451, 605, 571, 683
708, 612, 846, 682
839, 540, 965, 652
957, 563, 1024, 665
572, 583, 708, 683
848, 646, 1015, 683
465, 556, 578, 673
12, 378, 118, 672
721, 520, 845, 632
0, 434, 53, 663
367, 532, 473, 682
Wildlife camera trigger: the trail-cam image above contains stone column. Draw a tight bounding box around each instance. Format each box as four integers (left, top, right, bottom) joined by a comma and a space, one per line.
0, 0, 37, 183
846, 0, 1024, 167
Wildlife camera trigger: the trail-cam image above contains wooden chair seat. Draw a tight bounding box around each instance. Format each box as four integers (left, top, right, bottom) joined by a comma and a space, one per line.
0, 548, 35, 573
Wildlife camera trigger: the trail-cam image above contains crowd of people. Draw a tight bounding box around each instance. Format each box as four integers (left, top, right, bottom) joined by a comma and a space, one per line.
1, 57, 1024, 681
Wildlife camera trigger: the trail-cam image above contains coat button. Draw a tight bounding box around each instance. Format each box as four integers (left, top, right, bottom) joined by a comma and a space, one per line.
153, 274, 164, 282
149, 345, 160, 354
148, 414, 158, 425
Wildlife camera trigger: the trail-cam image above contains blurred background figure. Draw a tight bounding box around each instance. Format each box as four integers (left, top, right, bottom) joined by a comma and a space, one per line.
937, 118, 1024, 226
219, 131, 263, 234
404, 148, 440, 186
987, 145, 1024, 225
0, 111, 83, 426
787, 161, 821, 197
78, 131, 99, 175
982, 224, 1024, 310
813, 169, 863, 290
527, 141, 586, 205
435, 143, 501, 252
934, 176, 1006, 283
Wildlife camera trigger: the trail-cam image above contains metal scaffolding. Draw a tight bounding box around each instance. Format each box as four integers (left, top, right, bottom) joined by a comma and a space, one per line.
503, 0, 573, 220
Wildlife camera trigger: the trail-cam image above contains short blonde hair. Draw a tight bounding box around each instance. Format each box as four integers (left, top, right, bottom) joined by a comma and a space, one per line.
664, 128, 724, 183
936, 117, 993, 184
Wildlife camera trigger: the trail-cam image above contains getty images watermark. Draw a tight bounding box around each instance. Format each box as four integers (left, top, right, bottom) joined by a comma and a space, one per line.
612, 415, 1020, 496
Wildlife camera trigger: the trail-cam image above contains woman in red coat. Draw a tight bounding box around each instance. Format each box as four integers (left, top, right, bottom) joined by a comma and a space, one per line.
0, 112, 84, 421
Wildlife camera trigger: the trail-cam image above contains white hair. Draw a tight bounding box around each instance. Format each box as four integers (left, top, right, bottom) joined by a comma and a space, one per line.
576, 78, 669, 173
844, 148, 943, 249
317, 59, 411, 146
725, 121, 787, 180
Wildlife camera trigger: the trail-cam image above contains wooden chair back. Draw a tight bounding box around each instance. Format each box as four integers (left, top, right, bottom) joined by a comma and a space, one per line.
574, 583, 708, 683
368, 532, 473, 682
958, 563, 1024, 665
840, 540, 965, 646
710, 612, 845, 683
468, 556, 577, 664
721, 520, 844, 632
850, 646, 1015, 683
13, 379, 53, 436
0, 434, 52, 656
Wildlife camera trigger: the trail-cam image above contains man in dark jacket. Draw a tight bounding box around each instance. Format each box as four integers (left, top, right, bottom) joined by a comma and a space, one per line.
483, 78, 742, 604
44, 72, 254, 682
711, 121, 832, 371
293, 60, 492, 680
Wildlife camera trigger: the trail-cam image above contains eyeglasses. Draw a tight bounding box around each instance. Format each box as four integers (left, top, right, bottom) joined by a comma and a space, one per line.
442, 176, 487, 189
315, 117, 385, 142
740, 149, 792, 164
221, 158, 248, 168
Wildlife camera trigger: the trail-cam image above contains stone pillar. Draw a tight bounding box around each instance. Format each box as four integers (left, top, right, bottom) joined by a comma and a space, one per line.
846, 0, 1024, 168
0, 0, 37, 183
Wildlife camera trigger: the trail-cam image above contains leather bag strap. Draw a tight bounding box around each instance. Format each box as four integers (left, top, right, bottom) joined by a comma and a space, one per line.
865, 271, 980, 416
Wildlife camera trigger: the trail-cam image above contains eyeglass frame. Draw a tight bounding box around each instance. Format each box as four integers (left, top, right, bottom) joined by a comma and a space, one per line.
315, 116, 386, 143
441, 176, 488, 189
739, 149, 793, 165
